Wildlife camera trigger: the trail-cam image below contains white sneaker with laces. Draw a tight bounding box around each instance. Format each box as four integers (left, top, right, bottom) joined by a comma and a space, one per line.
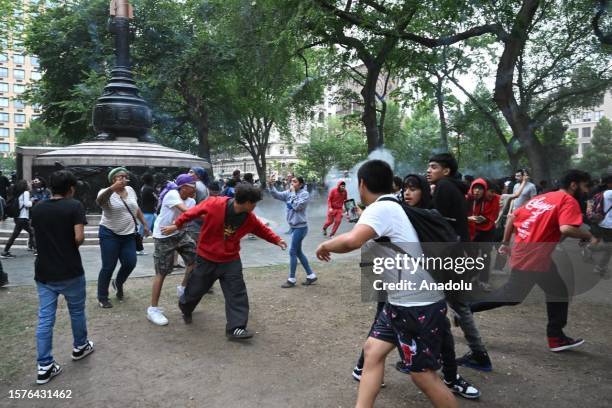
177, 285, 185, 297
147, 306, 168, 326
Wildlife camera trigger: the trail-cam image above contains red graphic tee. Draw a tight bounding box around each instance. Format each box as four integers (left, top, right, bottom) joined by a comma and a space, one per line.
510, 191, 583, 272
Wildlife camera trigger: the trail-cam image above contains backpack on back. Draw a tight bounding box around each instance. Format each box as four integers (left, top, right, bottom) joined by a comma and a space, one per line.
4, 194, 22, 218
587, 192, 610, 224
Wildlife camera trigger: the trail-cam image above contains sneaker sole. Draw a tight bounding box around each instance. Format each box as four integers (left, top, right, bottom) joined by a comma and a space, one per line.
549, 339, 584, 352
72, 347, 95, 361
456, 361, 493, 372
147, 315, 169, 326
36, 367, 63, 385
352, 372, 361, 382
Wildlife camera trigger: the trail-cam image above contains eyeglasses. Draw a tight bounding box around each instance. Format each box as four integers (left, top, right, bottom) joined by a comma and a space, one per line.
116, 175, 129, 180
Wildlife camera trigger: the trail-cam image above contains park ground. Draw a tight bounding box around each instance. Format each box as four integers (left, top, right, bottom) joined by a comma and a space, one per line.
1, 260, 611, 408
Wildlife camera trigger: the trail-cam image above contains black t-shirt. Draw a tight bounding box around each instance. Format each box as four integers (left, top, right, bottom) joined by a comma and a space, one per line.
223, 199, 248, 239
432, 177, 470, 242
31, 198, 87, 283
140, 184, 158, 213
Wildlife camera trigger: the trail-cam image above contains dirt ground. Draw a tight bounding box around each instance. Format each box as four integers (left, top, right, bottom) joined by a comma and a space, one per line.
1, 260, 611, 408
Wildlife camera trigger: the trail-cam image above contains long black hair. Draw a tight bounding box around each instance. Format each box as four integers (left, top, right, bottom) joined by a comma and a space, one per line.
402, 174, 432, 209
13, 180, 29, 197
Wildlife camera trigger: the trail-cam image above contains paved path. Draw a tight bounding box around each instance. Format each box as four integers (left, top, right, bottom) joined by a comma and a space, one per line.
1, 198, 359, 286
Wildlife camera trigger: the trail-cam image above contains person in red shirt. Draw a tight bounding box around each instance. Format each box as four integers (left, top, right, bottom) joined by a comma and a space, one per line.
322, 180, 347, 238
161, 184, 287, 340
470, 170, 596, 352
466, 178, 501, 291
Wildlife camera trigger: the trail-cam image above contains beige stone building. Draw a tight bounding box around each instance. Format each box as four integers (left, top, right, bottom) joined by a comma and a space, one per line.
567, 89, 612, 158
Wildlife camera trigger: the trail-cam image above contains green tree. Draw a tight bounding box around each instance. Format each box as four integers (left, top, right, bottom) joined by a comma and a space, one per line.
579, 117, 612, 177
16, 120, 64, 146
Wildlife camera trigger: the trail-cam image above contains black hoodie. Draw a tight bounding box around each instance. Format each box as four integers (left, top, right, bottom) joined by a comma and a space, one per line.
432, 177, 470, 242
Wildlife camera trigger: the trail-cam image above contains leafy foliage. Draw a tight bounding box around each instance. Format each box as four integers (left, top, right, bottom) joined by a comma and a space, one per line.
579, 117, 612, 178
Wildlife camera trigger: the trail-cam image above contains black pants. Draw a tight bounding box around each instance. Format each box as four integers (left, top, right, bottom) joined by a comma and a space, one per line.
472, 229, 496, 283
470, 264, 569, 337
4, 218, 35, 252
179, 256, 248, 332
356, 301, 457, 382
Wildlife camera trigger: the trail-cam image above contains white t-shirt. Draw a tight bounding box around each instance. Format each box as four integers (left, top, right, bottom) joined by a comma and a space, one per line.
357, 194, 443, 307
98, 186, 139, 235
153, 189, 195, 239
18, 191, 33, 219
599, 189, 612, 229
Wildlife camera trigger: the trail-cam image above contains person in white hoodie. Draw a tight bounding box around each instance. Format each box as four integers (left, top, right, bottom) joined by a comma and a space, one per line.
1, 180, 35, 258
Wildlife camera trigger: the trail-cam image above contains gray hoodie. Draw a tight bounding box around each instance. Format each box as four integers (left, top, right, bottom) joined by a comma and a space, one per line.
269, 186, 309, 228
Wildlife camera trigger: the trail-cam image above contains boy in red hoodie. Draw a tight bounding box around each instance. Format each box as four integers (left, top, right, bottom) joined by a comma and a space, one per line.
322, 180, 347, 238
466, 178, 500, 291
161, 184, 287, 340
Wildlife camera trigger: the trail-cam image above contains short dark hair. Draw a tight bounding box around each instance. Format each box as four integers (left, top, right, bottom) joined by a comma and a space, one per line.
50, 170, 78, 195
142, 173, 154, 185
428, 153, 458, 176
294, 176, 305, 188
234, 183, 262, 204
560, 169, 590, 189
243, 173, 254, 183
209, 181, 221, 192
392, 176, 403, 188
357, 160, 393, 194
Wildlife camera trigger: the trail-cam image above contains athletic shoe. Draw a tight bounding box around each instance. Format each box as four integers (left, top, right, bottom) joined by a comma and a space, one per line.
478, 281, 492, 292
456, 350, 493, 372
37, 362, 62, 385
0, 252, 15, 259
352, 366, 386, 387
595, 265, 611, 280
147, 306, 169, 326
72, 340, 95, 361
395, 360, 411, 374
444, 374, 481, 399
281, 280, 296, 288
302, 277, 318, 286
136, 251, 147, 256
98, 299, 113, 308
111, 279, 124, 300
177, 285, 185, 297
182, 313, 192, 324
548, 336, 584, 352
322, 229, 327, 236
0, 273, 8, 287
227, 327, 253, 340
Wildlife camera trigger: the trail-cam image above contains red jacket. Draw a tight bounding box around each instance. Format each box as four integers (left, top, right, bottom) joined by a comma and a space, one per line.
466, 178, 501, 239
174, 196, 281, 263
328, 180, 347, 210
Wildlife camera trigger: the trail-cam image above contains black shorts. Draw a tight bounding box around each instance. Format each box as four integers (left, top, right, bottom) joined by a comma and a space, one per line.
369, 300, 447, 372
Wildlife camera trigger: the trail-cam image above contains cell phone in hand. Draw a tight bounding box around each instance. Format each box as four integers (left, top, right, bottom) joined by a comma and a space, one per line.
344, 199, 359, 223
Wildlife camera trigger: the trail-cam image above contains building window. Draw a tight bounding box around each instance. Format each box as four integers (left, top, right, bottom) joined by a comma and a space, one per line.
581, 143, 590, 155
14, 114, 26, 123
30, 56, 39, 66
13, 84, 25, 93
582, 127, 591, 138
0, 143, 9, 152
0, 83, 8, 92
0, 68, 7, 78
594, 111, 603, 121
32, 115, 40, 121
0, 113, 9, 122
13, 99, 25, 109
279, 145, 284, 155
582, 111, 592, 122
31, 71, 41, 80
14, 128, 23, 135
13, 55, 25, 65
0, 98, 7, 107
13, 69, 25, 80
0, 54, 7, 63
0, 128, 8, 137
318, 112, 324, 123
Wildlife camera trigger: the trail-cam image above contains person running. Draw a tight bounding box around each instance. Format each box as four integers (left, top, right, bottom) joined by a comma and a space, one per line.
96, 167, 150, 308
466, 178, 501, 291
269, 176, 318, 288
31, 170, 94, 385
471, 169, 596, 352
591, 175, 612, 279
147, 174, 198, 326
322, 180, 347, 238
511, 169, 537, 209
316, 160, 458, 408
161, 184, 287, 339
138, 173, 158, 256
1, 180, 35, 258
427, 153, 493, 372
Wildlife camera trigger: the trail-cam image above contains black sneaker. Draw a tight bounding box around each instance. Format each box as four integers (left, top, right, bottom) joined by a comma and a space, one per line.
0, 273, 8, 287
456, 350, 493, 372
395, 360, 411, 374
0, 252, 15, 259
302, 277, 318, 286
352, 366, 386, 387
72, 340, 95, 361
111, 279, 124, 300
444, 374, 481, 399
98, 299, 113, 308
227, 327, 253, 340
281, 280, 296, 288
37, 361, 62, 385
182, 313, 193, 324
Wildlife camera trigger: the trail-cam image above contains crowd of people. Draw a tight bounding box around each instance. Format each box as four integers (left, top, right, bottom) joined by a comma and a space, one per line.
1, 154, 610, 408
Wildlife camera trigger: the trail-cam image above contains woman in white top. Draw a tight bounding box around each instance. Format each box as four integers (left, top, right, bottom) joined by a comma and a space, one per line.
96, 167, 150, 308
1, 180, 35, 258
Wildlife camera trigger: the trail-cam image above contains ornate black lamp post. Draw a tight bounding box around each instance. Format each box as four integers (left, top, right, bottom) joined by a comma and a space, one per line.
92, 0, 155, 143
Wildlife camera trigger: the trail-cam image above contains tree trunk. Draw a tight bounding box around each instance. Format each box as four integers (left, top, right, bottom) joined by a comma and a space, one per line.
196, 109, 211, 164
377, 99, 387, 147
435, 77, 449, 151
361, 64, 382, 153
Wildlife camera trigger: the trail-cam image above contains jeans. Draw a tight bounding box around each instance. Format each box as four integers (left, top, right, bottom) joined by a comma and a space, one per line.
36, 275, 88, 366
4, 217, 35, 252
97, 225, 137, 301
139, 212, 156, 236
289, 226, 314, 280
472, 229, 496, 283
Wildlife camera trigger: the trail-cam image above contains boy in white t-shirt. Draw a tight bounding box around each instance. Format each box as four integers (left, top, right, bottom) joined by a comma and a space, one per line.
316, 160, 457, 408
147, 174, 197, 326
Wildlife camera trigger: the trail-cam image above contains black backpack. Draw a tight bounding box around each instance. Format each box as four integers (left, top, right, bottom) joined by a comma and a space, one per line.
4, 195, 22, 219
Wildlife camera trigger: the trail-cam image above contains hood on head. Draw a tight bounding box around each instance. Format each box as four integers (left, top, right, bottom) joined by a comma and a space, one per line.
336, 180, 346, 189
469, 178, 488, 196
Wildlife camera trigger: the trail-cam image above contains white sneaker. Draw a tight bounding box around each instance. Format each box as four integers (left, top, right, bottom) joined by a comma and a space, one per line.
177, 285, 185, 297
137, 251, 148, 256
147, 306, 168, 326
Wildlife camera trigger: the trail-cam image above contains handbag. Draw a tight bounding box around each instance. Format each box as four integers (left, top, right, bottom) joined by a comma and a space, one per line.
119, 196, 145, 252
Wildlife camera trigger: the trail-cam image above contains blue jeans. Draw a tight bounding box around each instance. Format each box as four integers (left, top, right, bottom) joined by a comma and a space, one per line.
289, 226, 314, 280
97, 225, 137, 301
139, 212, 156, 236
36, 275, 88, 366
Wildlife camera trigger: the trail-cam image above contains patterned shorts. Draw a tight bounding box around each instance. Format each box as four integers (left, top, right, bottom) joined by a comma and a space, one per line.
369, 300, 447, 372
153, 232, 196, 276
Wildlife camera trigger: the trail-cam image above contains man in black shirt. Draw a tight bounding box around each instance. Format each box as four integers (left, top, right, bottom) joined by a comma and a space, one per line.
31, 170, 94, 385
139, 173, 158, 255
427, 153, 493, 373
0, 171, 10, 199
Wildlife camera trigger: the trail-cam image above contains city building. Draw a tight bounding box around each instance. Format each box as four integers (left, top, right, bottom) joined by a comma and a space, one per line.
0, 0, 43, 158
567, 89, 612, 158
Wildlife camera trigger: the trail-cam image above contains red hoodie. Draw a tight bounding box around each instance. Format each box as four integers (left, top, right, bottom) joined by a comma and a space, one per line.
466, 178, 501, 239
328, 180, 348, 210
174, 196, 281, 263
